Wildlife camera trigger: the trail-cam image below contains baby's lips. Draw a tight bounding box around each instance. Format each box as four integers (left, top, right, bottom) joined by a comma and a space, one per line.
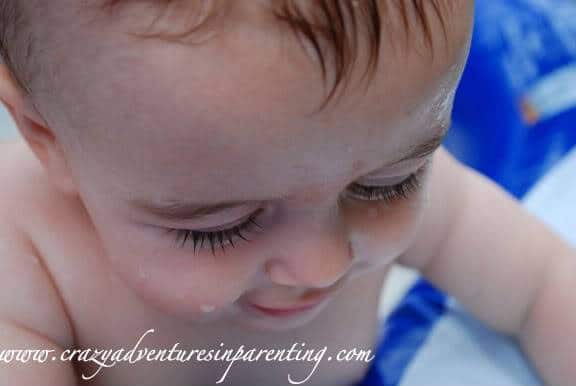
242, 273, 347, 310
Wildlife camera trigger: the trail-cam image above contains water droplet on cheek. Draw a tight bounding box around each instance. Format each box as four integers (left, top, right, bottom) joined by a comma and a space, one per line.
138, 266, 149, 280
201, 304, 216, 313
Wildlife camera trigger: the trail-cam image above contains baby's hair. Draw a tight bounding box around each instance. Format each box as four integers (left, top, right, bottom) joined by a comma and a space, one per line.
0, 0, 449, 111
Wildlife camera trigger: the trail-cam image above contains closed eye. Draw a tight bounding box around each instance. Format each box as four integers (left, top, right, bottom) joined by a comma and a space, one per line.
344, 168, 424, 202
165, 162, 429, 256
165, 209, 264, 255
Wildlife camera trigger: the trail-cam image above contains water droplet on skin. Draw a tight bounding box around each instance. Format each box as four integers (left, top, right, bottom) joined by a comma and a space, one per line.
138, 266, 149, 280
201, 304, 216, 313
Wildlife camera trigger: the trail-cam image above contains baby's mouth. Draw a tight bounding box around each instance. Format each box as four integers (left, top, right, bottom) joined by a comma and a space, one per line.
240, 272, 349, 314
245, 294, 330, 317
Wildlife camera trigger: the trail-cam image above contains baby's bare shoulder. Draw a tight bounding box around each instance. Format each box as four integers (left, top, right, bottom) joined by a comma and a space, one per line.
0, 140, 58, 211
0, 140, 75, 349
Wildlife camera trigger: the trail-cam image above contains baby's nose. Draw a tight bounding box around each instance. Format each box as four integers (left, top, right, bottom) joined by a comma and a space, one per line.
264, 221, 354, 289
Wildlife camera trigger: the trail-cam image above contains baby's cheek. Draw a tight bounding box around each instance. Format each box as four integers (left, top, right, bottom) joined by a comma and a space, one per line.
344, 194, 426, 268
110, 244, 251, 321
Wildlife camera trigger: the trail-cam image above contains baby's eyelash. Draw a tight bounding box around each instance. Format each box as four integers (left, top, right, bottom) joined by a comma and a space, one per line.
166, 210, 263, 255
345, 170, 423, 202
168, 165, 428, 256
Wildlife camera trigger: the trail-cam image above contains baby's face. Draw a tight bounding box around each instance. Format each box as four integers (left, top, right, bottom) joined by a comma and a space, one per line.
40, 1, 474, 330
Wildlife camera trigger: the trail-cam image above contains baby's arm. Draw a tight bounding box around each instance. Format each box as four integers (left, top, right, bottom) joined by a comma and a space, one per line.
0, 224, 78, 385
400, 148, 576, 386
0, 322, 78, 385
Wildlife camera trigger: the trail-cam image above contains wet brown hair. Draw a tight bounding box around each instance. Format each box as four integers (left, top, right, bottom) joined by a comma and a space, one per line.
1, 0, 449, 110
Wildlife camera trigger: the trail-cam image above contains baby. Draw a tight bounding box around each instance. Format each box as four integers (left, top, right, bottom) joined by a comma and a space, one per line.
0, 0, 574, 385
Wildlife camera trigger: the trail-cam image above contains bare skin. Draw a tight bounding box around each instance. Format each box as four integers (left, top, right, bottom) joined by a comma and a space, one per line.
0, 141, 384, 385
0, 1, 575, 385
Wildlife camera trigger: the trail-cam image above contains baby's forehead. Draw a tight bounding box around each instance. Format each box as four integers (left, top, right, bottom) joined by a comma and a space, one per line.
37, 0, 470, 111
31, 2, 469, 208
18, 1, 473, 109
15, 2, 469, 174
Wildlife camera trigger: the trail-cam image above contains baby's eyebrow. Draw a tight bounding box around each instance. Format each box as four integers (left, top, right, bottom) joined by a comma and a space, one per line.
131, 129, 447, 221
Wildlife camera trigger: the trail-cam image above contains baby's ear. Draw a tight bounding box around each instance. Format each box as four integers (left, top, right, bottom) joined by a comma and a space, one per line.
0, 64, 78, 196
